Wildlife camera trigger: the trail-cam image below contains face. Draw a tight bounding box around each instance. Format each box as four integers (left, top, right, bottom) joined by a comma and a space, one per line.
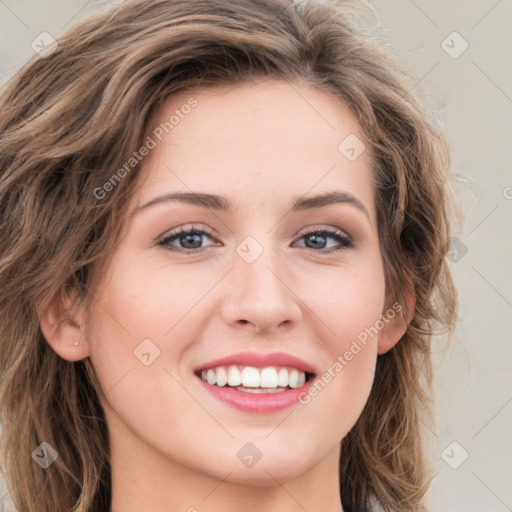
76, 80, 393, 485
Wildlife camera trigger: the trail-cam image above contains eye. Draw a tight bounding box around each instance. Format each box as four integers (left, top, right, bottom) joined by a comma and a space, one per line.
157, 225, 217, 253
293, 227, 354, 252
156, 225, 354, 254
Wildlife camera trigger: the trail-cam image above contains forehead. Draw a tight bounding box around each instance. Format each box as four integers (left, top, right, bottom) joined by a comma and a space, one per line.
134, 80, 375, 222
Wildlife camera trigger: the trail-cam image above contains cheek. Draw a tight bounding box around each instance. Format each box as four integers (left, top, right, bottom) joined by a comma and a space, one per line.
91, 252, 204, 341
85, 262, 202, 448
298, 257, 384, 423
86, 253, 213, 396
298, 312, 380, 442
306, 257, 386, 346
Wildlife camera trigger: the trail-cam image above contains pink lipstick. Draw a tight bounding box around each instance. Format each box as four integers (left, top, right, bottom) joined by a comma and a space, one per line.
194, 351, 316, 413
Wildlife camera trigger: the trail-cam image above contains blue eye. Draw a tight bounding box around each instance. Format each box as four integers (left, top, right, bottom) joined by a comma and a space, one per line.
157, 226, 215, 253
157, 226, 354, 253
293, 228, 354, 251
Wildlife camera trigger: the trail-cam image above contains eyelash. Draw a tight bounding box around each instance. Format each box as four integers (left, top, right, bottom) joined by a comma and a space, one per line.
156, 224, 355, 254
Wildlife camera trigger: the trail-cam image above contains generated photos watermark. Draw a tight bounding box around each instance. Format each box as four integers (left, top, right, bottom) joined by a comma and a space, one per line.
298, 302, 403, 405
94, 97, 198, 200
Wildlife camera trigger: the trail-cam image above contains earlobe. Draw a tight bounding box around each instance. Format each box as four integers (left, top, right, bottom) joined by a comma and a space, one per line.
36, 291, 90, 362
377, 280, 415, 355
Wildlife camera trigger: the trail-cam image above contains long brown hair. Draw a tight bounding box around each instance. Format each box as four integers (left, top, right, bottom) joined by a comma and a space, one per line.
0, 1, 458, 511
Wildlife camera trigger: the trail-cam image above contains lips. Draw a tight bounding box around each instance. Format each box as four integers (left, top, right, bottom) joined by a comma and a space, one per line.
194, 351, 317, 374
194, 351, 317, 413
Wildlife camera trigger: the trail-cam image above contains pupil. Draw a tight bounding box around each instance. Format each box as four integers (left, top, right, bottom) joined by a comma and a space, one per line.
306, 234, 326, 249
182, 233, 202, 248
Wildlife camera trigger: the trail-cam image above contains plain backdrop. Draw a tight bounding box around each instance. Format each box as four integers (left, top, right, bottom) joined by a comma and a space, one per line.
1, 1, 511, 511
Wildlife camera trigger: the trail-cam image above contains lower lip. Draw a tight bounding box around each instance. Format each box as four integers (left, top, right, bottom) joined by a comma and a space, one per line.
197, 377, 314, 413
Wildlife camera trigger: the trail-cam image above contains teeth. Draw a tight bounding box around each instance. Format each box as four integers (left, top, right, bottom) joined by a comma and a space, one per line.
216, 366, 228, 387
241, 367, 260, 387
289, 368, 299, 388
260, 367, 278, 388
199, 365, 308, 390
227, 365, 242, 386
277, 368, 289, 387
206, 369, 216, 385
235, 386, 285, 393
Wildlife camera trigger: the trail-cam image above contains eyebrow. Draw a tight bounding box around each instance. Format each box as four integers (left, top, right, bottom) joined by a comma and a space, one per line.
132, 190, 370, 221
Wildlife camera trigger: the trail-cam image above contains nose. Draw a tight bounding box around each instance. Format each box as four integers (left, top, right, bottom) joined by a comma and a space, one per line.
221, 249, 303, 334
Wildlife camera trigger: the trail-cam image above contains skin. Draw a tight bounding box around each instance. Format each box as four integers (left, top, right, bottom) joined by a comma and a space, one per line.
40, 80, 411, 512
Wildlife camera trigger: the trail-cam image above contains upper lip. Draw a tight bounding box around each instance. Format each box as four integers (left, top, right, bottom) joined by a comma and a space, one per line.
194, 351, 317, 375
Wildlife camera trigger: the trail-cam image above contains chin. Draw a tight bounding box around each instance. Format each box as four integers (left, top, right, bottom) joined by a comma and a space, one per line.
198, 440, 320, 486
218, 460, 311, 487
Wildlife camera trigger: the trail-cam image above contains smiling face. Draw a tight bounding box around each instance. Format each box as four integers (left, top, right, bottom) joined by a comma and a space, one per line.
41, 79, 407, 500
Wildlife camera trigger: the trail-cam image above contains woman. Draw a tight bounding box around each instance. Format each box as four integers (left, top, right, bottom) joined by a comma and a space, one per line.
0, 0, 458, 511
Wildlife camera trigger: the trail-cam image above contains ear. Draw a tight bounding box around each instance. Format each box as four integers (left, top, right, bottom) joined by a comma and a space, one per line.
36, 290, 90, 362
377, 278, 415, 355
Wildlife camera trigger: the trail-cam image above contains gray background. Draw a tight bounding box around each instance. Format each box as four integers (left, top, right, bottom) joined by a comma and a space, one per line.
1, 1, 511, 511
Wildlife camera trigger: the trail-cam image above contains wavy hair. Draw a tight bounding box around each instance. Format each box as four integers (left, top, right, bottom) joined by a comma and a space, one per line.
0, 0, 458, 511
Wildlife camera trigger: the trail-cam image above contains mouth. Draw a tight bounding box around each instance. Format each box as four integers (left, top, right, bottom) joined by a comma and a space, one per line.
194, 352, 317, 412
195, 364, 315, 393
